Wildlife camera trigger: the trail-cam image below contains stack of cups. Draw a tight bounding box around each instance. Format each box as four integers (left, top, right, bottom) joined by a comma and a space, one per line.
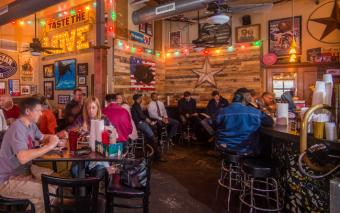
325, 122, 338, 141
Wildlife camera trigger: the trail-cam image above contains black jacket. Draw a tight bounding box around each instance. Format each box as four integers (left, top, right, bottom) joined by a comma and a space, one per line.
131, 103, 147, 124
206, 97, 229, 117
178, 98, 197, 115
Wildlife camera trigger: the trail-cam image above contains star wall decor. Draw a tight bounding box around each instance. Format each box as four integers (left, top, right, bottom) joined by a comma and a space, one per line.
308, 0, 340, 43
191, 57, 224, 88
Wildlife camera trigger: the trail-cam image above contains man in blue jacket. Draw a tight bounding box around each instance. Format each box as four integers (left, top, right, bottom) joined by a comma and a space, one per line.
215, 88, 274, 155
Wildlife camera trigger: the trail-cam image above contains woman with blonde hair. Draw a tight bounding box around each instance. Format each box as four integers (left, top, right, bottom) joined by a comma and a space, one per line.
67, 96, 114, 178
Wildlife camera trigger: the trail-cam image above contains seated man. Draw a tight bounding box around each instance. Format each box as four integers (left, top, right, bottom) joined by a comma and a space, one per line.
131, 94, 165, 162
177, 91, 200, 139
215, 88, 274, 155
148, 92, 179, 144
0, 94, 20, 125
281, 88, 296, 112
64, 88, 84, 127
103, 94, 133, 146
202, 90, 229, 136
0, 97, 61, 212
256, 92, 276, 115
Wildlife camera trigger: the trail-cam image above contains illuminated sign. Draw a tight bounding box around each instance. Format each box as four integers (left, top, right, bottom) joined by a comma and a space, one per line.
46, 11, 89, 32
0, 52, 17, 79
42, 25, 90, 54
42, 11, 92, 55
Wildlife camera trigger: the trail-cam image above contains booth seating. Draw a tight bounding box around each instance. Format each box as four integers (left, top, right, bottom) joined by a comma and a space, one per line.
239, 158, 283, 212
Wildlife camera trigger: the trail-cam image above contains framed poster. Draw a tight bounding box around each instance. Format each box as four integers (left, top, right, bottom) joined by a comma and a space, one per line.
146, 23, 153, 36
8, 79, 20, 96
58, 95, 70, 104
0, 81, 6, 95
139, 23, 146, 34
20, 55, 36, 83
169, 31, 181, 49
20, 85, 30, 95
44, 81, 54, 100
78, 76, 86, 85
78, 86, 88, 97
77, 63, 88, 75
55, 59, 76, 90
43, 64, 54, 78
235, 24, 261, 43
30, 85, 37, 95
268, 16, 302, 56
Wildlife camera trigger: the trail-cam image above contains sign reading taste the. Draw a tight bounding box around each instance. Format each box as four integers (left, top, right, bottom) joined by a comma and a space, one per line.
42, 11, 92, 55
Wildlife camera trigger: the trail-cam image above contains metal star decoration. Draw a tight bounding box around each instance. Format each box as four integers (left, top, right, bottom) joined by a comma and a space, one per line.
310, 0, 340, 41
192, 57, 224, 87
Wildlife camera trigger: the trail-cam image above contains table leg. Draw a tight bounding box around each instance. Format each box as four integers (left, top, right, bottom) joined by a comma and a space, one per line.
76, 161, 86, 196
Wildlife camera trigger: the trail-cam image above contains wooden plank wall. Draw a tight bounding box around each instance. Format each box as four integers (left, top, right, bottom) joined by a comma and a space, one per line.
112, 48, 165, 104
164, 47, 263, 107
112, 47, 262, 107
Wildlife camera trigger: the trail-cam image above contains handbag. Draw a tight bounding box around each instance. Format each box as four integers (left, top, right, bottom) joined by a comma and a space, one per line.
121, 159, 147, 188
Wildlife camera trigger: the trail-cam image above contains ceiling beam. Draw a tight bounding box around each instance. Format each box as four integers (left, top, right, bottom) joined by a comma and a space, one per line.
0, 0, 66, 26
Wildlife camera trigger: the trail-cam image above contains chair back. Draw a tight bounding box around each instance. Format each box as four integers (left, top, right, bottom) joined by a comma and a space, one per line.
0, 195, 35, 213
41, 175, 100, 213
144, 144, 154, 194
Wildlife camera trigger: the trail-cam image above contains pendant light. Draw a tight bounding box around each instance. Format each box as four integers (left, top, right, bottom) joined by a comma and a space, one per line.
289, 0, 297, 62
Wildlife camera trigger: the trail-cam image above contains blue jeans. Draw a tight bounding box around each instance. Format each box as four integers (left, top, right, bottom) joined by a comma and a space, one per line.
70, 161, 106, 179
137, 121, 154, 141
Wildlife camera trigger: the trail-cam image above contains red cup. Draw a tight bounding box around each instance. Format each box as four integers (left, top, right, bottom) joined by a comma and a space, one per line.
69, 131, 79, 152
102, 130, 110, 145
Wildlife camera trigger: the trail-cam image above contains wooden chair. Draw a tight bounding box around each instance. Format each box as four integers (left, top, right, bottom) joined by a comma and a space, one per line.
41, 175, 101, 213
105, 144, 154, 213
0, 195, 35, 213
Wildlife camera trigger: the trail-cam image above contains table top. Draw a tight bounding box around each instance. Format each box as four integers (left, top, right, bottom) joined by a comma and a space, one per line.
33, 149, 122, 162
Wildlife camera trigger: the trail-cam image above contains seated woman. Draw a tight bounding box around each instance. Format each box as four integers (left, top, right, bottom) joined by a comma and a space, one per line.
67, 96, 114, 178
33, 94, 57, 134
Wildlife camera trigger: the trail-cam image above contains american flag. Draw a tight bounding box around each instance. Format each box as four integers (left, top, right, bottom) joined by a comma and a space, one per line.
130, 56, 156, 91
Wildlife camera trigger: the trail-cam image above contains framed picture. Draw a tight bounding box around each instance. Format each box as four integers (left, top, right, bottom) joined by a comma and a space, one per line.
235, 24, 261, 43
0, 81, 6, 95
20, 85, 30, 95
169, 31, 181, 49
268, 16, 302, 56
43, 64, 54, 78
139, 23, 146, 34
55, 59, 76, 90
44, 81, 54, 100
78, 86, 88, 97
30, 85, 37, 95
78, 76, 86, 85
146, 23, 153, 36
8, 79, 20, 96
58, 95, 70, 104
77, 63, 88, 75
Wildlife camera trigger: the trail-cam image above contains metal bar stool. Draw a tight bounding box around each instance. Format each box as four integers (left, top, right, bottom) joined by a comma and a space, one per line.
216, 152, 245, 212
159, 126, 170, 153
132, 130, 145, 156
239, 158, 283, 213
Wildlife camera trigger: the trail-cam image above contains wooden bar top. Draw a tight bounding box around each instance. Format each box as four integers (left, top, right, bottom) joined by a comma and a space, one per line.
260, 125, 340, 152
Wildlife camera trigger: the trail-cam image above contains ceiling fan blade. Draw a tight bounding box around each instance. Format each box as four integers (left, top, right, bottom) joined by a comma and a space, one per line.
20, 49, 32, 53
43, 49, 53, 54
43, 47, 62, 50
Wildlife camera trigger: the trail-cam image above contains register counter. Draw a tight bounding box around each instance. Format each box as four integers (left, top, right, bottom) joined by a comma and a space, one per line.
260, 125, 340, 212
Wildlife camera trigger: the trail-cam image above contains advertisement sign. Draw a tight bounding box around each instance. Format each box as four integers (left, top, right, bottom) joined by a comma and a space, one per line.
129, 31, 150, 45
0, 52, 17, 79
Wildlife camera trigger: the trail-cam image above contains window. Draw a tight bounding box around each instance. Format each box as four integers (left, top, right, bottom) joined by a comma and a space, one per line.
273, 80, 295, 98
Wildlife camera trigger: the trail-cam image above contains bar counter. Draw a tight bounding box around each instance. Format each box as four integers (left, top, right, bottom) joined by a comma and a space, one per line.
260, 125, 340, 212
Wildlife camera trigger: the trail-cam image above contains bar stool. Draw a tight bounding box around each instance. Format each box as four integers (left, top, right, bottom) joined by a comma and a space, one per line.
239, 158, 283, 212
131, 130, 145, 156
159, 126, 169, 153
216, 152, 245, 212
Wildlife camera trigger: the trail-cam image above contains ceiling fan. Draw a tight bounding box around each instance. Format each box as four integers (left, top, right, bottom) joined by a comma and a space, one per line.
21, 14, 61, 56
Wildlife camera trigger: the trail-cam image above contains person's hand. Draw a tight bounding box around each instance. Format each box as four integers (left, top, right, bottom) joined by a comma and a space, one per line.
151, 121, 157, 126
185, 113, 190, 118
162, 117, 168, 124
192, 113, 198, 116
57, 130, 68, 139
146, 118, 151, 124
45, 135, 59, 150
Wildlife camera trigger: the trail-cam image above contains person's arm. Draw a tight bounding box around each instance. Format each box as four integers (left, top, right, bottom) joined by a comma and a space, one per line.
261, 112, 274, 127
47, 111, 57, 134
17, 136, 59, 165
126, 112, 133, 135
148, 103, 161, 120
131, 105, 140, 124
160, 102, 168, 118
